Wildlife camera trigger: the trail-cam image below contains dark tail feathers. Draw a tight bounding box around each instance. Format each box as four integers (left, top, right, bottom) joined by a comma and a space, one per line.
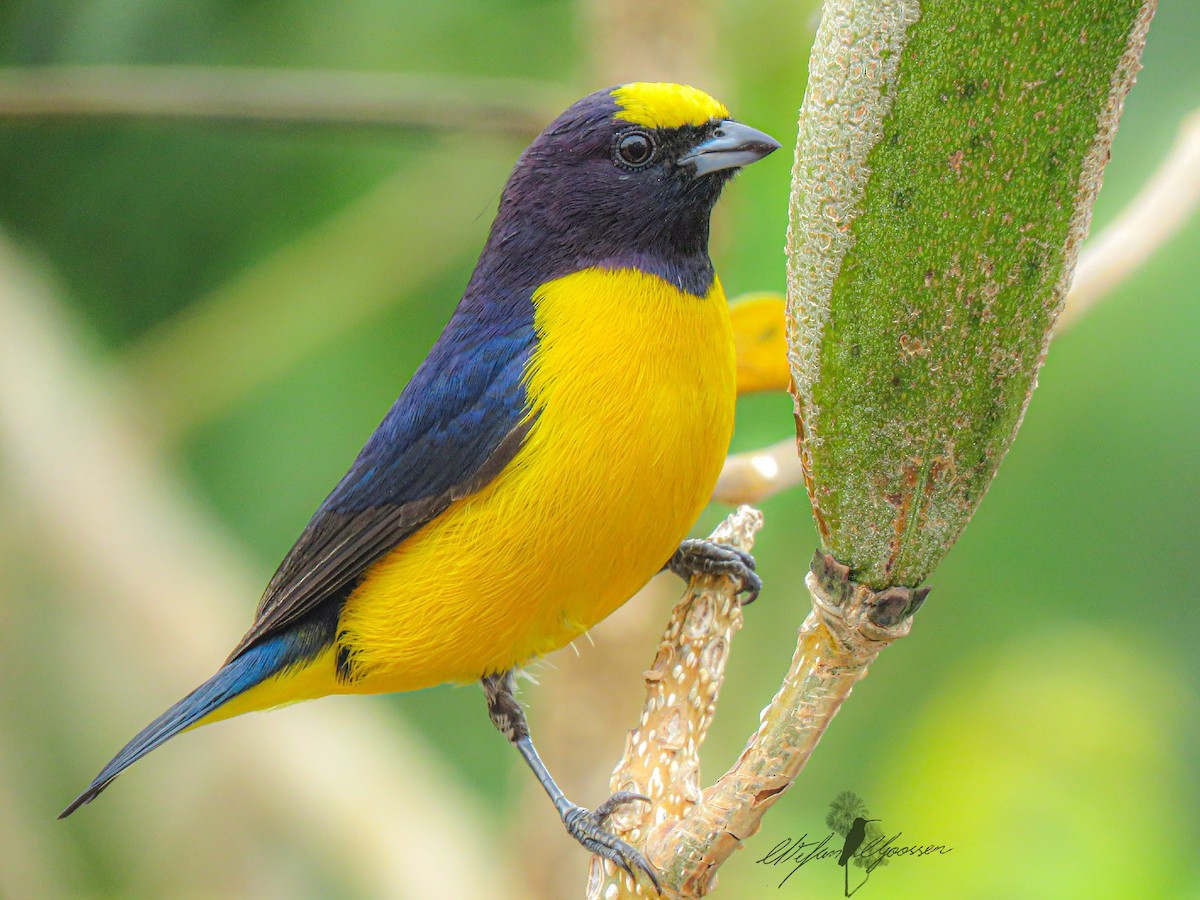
59, 638, 289, 818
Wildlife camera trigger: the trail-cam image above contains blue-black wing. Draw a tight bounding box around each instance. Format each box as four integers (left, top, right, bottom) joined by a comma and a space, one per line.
227, 311, 535, 660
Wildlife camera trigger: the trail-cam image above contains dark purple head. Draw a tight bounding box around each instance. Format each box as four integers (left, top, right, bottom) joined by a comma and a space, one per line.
471, 82, 780, 298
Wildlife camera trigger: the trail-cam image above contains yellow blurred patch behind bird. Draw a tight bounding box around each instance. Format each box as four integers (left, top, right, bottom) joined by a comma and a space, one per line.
730, 292, 791, 394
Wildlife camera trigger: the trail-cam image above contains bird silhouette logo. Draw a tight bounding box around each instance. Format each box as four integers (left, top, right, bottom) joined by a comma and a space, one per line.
755, 789, 951, 892
826, 791, 887, 896
839, 816, 880, 867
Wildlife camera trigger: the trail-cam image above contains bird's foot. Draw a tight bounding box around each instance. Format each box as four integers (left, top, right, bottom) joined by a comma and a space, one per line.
562, 791, 660, 892
667, 539, 762, 604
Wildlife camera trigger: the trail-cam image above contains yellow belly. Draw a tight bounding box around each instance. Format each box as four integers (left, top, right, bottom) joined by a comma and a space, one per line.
231, 267, 735, 709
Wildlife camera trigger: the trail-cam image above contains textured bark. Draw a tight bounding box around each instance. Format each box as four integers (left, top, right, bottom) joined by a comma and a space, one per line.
587, 507, 762, 899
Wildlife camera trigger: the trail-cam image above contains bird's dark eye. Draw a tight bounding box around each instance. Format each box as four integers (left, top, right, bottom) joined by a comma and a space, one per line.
615, 131, 656, 168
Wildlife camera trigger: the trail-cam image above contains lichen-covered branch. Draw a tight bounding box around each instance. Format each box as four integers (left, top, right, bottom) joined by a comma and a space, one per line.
716, 95, 1200, 506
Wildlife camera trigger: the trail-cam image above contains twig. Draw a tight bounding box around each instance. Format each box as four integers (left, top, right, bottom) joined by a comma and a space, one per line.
711, 437, 799, 507
1059, 104, 1200, 329
713, 103, 1200, 508
587, 506, 761, 899
0, 236, 521, 899
0, 65, 565, 133
634, 553, 922, 898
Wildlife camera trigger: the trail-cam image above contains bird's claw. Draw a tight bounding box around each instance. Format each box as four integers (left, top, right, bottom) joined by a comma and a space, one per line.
563, 794, 660, 893
591, 790, 652, 823
668, 539, 762, 604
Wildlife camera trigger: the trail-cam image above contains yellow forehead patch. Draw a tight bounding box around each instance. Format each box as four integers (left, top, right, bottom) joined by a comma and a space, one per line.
611, 82, 729, 129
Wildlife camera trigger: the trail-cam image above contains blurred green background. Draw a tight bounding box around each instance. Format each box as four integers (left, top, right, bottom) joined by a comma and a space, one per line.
0, 2, 1197, 898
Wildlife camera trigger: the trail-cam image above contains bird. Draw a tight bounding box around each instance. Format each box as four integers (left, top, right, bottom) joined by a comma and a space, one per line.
839, 815, 880, 897
839, 816, 879, 867
60, 82, 780, 886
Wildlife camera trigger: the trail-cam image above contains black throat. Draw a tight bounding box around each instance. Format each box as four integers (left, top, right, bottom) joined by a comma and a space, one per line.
467, 161, 728, 303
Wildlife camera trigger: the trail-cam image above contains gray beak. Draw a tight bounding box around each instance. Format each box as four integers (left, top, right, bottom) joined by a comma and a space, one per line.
678, 120, 782, 176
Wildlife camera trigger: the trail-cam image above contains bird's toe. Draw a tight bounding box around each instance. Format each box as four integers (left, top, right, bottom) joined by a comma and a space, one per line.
564, 799, 662, 894
668, 539, 762, 605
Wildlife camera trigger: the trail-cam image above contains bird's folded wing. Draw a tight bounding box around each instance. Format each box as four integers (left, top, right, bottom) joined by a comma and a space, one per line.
226, 322, 535, 661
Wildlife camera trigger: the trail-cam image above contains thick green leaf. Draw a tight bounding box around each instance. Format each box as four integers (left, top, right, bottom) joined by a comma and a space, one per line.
787, 0, 1155, 588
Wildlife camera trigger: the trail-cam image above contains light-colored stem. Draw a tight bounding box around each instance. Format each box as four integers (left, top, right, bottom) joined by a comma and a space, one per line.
1059, 104, 1200, 329
587, 506, 761, 899
712, 437, 799, 507
0, 65, 563, 133
591, 546, 920, 899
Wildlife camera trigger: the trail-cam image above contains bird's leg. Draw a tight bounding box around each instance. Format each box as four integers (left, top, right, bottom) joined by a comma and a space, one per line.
665, 538, 762, 604
481, 670, 660, 892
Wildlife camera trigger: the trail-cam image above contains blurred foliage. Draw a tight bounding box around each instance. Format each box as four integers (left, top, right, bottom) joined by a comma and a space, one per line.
0, 1, 1197, 898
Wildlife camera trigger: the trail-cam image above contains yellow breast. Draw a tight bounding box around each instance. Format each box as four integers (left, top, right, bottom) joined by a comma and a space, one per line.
335, 267, 736, 692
